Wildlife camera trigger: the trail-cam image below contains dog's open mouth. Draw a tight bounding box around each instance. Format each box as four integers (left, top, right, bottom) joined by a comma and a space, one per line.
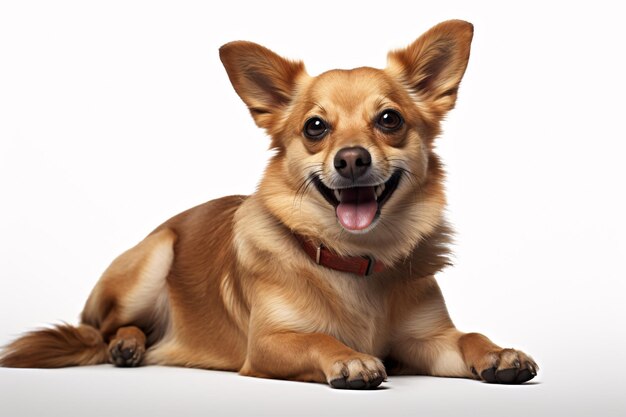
313, 171, 402, 232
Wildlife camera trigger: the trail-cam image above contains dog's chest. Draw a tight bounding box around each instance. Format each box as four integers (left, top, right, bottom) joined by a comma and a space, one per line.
315, 271, 390, 355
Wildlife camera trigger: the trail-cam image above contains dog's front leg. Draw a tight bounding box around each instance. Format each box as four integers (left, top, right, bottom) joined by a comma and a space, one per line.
240, 331, 386, 389
392, 327, 538, 384
390, 277, 538, 383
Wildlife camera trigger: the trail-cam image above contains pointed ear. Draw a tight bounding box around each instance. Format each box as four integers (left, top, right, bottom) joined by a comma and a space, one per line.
386, 20, 473, 119
219, 41, 306, 130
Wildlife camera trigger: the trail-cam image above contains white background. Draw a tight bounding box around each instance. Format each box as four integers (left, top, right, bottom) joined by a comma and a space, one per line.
1, 1, 625, 416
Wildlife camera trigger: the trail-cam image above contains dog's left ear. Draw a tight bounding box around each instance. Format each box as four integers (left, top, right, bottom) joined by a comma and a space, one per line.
219, 41, 306, 131
386, 20, 474, 119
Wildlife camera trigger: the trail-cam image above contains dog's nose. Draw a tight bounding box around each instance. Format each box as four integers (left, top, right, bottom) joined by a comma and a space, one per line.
333, 147, 372, 180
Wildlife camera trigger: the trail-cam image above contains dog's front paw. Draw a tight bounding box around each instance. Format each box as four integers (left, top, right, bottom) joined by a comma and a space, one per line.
471, 348, 538, 384
327, 355, 387, 389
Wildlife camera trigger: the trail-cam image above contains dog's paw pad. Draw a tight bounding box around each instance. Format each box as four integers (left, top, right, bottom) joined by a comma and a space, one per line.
327, 356, 387, 390
108, 338, 145, 367
480, 366, 497, 383
495, 368, 517, 383
475, 348, 537, 384
330, 377, 348, 389
515, 368, 534, 383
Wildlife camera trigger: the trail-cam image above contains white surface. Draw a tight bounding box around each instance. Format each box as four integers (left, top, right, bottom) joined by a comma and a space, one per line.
1, 1, 625, 416
1, 367, 547, 417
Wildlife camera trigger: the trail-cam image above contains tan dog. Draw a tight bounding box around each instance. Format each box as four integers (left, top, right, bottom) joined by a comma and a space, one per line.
0, 20, 537, 388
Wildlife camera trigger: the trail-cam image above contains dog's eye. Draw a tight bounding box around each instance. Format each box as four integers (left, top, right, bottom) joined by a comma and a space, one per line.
303, 117, 329, 140
376, 110, 404, 132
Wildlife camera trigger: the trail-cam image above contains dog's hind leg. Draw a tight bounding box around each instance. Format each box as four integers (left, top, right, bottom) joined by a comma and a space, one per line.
0, 229, 176, 369
81, 228, 176, 366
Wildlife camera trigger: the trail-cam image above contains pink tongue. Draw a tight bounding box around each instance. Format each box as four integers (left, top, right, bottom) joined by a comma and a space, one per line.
336, 187, 378, 231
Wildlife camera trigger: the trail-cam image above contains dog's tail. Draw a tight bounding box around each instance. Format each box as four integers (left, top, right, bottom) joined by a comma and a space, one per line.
0, 323, 108, 368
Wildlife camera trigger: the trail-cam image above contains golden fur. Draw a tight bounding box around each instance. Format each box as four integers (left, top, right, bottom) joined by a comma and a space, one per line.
1, 20, 537, 388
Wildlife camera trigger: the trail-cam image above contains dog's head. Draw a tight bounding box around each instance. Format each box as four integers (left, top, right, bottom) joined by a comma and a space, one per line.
220, 20, 473, 264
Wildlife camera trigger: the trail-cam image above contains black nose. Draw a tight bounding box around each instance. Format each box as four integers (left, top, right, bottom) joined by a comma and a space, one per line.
333, 147, 372, 180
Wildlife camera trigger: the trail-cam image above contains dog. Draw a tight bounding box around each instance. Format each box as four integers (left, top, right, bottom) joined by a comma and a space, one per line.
0, 20, 537, 388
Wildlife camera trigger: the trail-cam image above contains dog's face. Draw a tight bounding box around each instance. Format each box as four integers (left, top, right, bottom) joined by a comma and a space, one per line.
220, 20, 473, 263
283, 68, 421, 234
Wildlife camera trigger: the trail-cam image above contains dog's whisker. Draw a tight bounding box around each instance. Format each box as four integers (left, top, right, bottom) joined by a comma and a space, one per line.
303, 162, 324, 170
293, 169, 324, 210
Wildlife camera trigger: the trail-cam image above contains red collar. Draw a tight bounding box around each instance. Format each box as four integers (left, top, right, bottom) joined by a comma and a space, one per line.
294, 234, 386, 276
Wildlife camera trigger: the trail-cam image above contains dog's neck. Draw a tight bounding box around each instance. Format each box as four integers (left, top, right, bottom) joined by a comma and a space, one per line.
293, 233, 386, 277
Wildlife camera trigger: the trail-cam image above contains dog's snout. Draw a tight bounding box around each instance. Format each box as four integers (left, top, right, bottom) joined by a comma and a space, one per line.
333, 147, 372, 180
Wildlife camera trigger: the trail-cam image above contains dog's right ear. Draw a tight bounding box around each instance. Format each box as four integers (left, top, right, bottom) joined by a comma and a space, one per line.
219, 41, 306, 131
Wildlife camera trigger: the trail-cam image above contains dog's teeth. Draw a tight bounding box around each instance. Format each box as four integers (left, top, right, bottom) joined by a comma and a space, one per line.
334, 190, 341, 201
375, 184, 385, 199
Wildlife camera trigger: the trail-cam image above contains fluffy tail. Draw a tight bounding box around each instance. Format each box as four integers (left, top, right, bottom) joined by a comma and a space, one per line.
0, 323, 108, 368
